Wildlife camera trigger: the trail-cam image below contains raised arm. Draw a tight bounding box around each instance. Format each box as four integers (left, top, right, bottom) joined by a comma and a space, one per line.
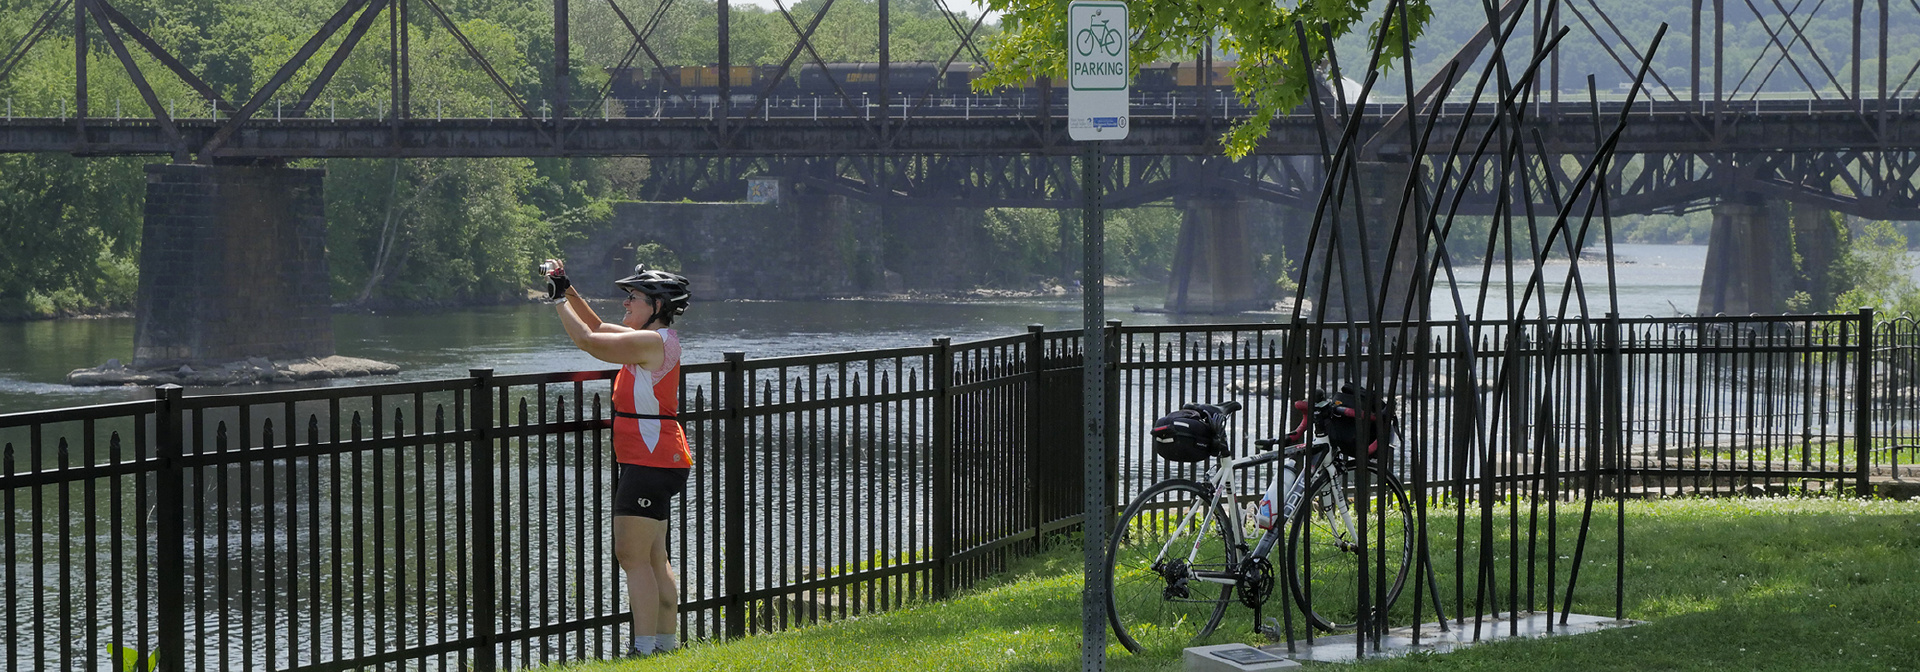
557, 286, 604, 331
557, 293, 663, 367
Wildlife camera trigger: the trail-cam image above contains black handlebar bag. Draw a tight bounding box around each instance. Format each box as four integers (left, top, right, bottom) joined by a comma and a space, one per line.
1316, 386, 1394, 455
1150, 408, 1228, 462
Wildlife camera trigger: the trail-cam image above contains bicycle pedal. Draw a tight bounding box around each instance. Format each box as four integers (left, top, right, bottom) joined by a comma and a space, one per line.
1254, 617, 1290, 641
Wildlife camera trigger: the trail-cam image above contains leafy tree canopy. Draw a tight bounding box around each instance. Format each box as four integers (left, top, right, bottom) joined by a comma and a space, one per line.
974, 0, 1432, 157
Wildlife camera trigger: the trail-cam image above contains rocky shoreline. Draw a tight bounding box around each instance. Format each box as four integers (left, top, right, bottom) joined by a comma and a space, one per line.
67, 356, 400, 387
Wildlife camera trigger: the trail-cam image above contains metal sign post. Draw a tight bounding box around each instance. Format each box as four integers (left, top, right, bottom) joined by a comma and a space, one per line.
1079, 140, 1108, 672
1069, 2, 1126, 669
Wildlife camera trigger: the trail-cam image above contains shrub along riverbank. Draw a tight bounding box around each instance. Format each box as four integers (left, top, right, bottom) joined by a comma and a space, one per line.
549, 496, 1919, 672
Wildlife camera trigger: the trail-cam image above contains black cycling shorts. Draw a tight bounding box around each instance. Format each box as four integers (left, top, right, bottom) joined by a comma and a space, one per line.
613, 463, 689, 520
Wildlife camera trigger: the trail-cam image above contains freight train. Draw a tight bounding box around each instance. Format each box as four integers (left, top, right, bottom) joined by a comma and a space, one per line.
607, 61, 1241, 103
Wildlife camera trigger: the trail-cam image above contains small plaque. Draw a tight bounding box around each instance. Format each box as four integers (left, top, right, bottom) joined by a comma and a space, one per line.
746, 178, 780, 204
1212, 646, 1285, 664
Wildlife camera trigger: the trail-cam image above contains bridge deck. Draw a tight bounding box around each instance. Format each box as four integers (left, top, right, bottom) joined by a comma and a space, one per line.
5, 99, 1920, 157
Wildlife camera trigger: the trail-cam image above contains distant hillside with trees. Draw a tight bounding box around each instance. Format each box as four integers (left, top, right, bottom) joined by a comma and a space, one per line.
1339, 0, 1920, 98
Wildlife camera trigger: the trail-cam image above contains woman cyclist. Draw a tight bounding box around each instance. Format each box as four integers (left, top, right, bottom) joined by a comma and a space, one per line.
547, 260, 693, 657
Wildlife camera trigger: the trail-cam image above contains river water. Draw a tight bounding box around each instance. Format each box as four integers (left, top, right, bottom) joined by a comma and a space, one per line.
8, 242, 1916, 416
0, 243, 1716, 416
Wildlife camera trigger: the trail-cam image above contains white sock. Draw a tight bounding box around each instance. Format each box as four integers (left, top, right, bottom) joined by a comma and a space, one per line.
629, 635, 656, 655
655, 633, 679, 652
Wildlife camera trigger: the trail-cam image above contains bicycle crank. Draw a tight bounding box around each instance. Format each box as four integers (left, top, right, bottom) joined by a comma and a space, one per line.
1236, 557, 1274, 608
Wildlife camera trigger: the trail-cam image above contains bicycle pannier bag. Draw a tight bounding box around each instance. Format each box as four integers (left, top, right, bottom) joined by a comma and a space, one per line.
1150, 408, 1224, 462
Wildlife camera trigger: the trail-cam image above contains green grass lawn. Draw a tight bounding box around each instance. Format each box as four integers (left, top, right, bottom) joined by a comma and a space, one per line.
548, 497, 1920, 672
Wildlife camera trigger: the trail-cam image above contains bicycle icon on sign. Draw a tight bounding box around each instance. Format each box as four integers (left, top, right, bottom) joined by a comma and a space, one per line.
1075, 15, 1125, 58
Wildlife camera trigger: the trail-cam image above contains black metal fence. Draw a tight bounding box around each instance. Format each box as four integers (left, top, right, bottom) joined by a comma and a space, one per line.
1119, 311, 1917, 502
5, 314, 1915, 671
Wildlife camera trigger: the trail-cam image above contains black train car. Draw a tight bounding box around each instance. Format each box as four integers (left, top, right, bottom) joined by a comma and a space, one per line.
608, 64, 799, 102
795, 62, 979, 96
608, 62, 991, 101
1134, 61, 1238, 92
605, 59, 1261, 107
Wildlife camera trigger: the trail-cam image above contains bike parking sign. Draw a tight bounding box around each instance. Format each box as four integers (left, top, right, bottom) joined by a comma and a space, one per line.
1067, 0, 1129, 140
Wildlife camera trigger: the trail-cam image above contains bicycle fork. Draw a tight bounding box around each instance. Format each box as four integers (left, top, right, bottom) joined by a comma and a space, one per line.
1317, 471, 1362, 553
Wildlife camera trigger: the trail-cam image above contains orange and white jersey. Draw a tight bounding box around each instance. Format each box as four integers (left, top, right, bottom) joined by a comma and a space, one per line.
611, 328, 691, 468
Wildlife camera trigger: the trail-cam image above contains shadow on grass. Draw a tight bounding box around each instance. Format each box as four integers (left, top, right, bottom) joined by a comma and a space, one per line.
1343, 499, 1920, 671
553, 498, 1920, 672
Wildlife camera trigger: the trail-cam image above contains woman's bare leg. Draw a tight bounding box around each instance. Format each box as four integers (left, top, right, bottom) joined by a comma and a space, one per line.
650, 525, 679, 641
613, 515, 664, 641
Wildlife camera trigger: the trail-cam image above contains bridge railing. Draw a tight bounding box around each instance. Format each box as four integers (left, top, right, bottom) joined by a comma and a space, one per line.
13, 90, 1920, 123
4, 313, 1914, 672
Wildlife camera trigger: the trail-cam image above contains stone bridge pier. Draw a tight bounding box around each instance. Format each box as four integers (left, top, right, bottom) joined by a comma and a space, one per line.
1160, 157, 1319, 315
1308, 161, 1427, 323
1697, 195, 1842, 315
133, 163, 334, 367
1163, 194, 1266, 314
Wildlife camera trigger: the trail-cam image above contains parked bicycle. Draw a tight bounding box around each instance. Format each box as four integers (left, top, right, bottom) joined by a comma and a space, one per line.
1104, 385, 1415, 653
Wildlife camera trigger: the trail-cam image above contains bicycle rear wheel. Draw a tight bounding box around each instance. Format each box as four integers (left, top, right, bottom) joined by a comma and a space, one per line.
1283, 462, 1412, 632
1105, 479, 1241, 654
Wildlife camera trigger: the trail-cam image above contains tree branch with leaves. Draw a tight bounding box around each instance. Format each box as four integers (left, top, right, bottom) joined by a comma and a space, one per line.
973, 0, 1431, 157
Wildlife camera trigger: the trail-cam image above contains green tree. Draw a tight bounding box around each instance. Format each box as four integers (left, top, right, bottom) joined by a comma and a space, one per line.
326, 156, 555, 305
976, 205, 1180, 285
571, 0, 997, 69
978, 0, 1431, 157
1832, 220, 1920, 317
1105, 205, 1180, 281
313, 18, 607, 306
0, 155, 145, 319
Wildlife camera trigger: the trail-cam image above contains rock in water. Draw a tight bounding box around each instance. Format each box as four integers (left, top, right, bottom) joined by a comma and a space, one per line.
67, 355, 402, 387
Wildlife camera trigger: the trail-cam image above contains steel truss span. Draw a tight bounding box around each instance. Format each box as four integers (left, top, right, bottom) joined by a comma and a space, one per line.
10, 0, 1920, 214
635, 144, 1920, 219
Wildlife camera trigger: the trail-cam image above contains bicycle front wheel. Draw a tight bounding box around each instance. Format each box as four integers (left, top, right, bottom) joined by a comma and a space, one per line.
1106, 479, 1241, 654
1283, 462, 1413, 632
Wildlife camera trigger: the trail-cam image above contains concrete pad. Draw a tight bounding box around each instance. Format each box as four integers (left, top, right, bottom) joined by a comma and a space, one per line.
1266, 612, 1639, 663
1184, 643, 1301, 671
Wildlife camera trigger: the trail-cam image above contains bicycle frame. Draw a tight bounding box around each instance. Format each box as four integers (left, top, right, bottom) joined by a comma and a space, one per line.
1146, 431, 1347, 589
1145, 409, 1408, 592
1112, 393, 1414, 648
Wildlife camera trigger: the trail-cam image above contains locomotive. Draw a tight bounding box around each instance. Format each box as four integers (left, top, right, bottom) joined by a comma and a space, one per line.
606, 61, 1241, 103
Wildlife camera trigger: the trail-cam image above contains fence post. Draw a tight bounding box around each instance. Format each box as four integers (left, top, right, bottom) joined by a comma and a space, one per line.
153, 385, 185, 672
1026, 325, 1045, 554
1855, 308, 1874, 498
723, 352, 747, 638
1104, 320, 1123, 515
932, 337, 953, 600
468, 368, 497, 672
